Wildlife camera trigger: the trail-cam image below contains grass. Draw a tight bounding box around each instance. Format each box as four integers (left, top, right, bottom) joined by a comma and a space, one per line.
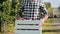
42, 18, 60, 34
42, 18, 53, 34
6, 24, 14, 32
0, 24, 14, 34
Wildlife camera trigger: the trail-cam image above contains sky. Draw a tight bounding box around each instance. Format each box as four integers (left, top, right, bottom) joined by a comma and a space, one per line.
43, 0, 60, 8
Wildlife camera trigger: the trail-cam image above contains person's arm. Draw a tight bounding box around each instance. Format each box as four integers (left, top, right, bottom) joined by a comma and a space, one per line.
40, 14, 48, 26
40, 5, 48, 22
39, 3, 48, 26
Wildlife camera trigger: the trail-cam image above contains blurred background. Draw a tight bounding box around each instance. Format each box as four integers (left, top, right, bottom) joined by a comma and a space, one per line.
0, 0, 60, 34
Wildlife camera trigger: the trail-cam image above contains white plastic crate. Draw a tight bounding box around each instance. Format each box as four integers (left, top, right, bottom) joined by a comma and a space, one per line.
15, 20, 42, 34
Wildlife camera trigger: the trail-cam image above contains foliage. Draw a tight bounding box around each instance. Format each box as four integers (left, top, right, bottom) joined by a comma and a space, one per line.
58, 6, 60, 11
48, 8, 54, 17
44, 2, 51, 9
0, 0, 20, 24
48, 8, 54, 13
0, 0, 20, 32
0, 0, 7, 4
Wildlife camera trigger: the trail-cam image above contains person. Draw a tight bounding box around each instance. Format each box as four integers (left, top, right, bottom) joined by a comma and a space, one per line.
16, 0, 48, 26
16, 0, 48, 33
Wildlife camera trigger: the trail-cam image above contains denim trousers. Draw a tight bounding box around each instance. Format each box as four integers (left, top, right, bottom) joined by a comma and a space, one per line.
15, 20, 42, 34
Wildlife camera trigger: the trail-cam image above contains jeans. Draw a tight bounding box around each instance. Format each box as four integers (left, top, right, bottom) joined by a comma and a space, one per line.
15, 20, 42, 34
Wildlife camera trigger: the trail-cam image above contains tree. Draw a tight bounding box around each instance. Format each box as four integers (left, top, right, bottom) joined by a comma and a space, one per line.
11, 0, 20, 19
58, 6, 60, 12
44, 2, 51, 9
0, 0, 8, 32
0, 0, 11, 32
0, 0, 7, 4
0, 0, 21, 32
48, 8, 54, 17
58, 6, 60, 17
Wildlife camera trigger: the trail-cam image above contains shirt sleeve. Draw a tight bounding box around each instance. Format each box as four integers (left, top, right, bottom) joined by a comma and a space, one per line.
18, 0, 24, 17
39, 3, 48, 15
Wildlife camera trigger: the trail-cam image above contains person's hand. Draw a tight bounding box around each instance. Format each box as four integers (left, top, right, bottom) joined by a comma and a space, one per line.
39, 20, 44, 26
19, 18, 24, 20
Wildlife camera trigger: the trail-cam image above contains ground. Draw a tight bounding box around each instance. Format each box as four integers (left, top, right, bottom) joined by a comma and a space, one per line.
42, 18, 60, 34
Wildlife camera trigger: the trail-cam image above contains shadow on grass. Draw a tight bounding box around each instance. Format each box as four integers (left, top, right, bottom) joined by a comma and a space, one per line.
42, 29, 60, 33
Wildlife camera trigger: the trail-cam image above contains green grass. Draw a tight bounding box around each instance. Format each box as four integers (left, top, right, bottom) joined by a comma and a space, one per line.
42, 18, 60, 34
42, 18, 53, 34
6, 24, 14, 32
0, 24, 14, 34
42, 18, 53, 30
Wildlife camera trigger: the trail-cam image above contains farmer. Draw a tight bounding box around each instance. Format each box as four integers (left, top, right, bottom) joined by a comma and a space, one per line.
16, 0, 48, 34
